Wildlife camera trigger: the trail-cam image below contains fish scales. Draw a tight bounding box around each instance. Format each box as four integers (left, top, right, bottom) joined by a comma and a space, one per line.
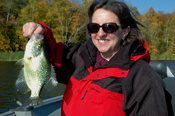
15, 33, 58, 107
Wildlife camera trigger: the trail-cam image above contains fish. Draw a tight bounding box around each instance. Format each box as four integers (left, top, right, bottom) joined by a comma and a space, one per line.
15, 33, 58, 107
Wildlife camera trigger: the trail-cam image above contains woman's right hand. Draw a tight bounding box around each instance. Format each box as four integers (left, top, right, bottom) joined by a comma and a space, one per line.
22, 22, 45, 38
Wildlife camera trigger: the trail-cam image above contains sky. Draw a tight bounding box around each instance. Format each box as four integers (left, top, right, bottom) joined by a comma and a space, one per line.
124, 0, 175, 14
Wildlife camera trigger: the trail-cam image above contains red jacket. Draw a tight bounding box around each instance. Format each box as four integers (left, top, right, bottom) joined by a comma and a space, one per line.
38, 21, 173, 116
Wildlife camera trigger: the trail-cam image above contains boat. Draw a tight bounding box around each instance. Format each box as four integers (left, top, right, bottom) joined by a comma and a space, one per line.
1, 61, 175, 116
149, 61, 175, 78
149, 61, 175, 114
0, 95, 63, 116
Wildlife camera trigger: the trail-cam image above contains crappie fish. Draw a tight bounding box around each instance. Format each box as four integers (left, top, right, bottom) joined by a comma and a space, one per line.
15, 33, 58, 106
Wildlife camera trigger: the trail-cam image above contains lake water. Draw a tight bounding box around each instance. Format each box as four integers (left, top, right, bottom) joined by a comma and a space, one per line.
0, 61, 66, 114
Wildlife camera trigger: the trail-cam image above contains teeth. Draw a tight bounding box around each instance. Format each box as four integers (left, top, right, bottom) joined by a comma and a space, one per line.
99, 40, 108, 43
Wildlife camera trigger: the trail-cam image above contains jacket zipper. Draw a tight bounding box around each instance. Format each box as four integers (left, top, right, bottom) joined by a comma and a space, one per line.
81, 90, 88, 99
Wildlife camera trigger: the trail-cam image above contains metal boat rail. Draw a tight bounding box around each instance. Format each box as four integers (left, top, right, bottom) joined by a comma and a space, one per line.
0, 95, 63, 116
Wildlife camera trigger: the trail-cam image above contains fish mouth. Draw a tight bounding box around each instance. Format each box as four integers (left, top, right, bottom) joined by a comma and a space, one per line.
27, 54, 39, 60
32, 54, 40, 57
27, 57, 32, 60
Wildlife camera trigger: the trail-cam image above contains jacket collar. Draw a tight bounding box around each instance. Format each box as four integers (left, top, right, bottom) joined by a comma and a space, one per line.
79, 38, 97, 66
80, 38, 150, 70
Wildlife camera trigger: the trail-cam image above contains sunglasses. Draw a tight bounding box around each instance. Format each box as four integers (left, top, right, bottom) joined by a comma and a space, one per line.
87, 23, 121, 33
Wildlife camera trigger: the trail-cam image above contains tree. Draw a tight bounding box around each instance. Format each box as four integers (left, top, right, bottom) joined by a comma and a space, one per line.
1, 0, 25, 23
138, 7, 162, 54
48, 0, 91, 45
172, 9, 175, 16
15, 0, 49, 51
138, 7, 175, 55
0, 0, 27, 51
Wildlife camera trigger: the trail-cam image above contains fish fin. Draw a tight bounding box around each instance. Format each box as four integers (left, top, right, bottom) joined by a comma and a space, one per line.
15, 68, 30, 94
44, 65, 58, 91
16, 58, 24, 66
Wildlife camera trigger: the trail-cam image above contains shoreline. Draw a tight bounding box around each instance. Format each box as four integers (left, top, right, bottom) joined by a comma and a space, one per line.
0, 51, 175, 61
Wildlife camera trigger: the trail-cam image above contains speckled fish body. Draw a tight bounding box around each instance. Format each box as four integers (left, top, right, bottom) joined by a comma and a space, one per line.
15, 33, 58, 106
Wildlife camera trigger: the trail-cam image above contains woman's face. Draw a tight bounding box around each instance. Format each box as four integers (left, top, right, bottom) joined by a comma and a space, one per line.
91, 9, 128, 59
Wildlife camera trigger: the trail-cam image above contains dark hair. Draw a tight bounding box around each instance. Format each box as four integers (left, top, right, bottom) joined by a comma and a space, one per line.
88, 0, 145, 47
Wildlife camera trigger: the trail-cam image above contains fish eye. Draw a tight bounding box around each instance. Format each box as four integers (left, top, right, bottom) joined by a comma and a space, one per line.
38, 42, 42, 47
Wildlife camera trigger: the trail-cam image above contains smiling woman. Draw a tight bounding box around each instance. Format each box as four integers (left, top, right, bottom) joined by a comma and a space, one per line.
90, 9, 125, 59
21, 0, 173, 115
87, 0, 145, 60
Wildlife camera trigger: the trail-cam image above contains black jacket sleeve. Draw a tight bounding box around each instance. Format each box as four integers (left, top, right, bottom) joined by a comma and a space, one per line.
122, 59, 173, 116
54, 43, 83, 85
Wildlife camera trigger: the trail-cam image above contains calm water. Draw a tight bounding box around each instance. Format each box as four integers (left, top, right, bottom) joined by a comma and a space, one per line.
0, 61, 66, 114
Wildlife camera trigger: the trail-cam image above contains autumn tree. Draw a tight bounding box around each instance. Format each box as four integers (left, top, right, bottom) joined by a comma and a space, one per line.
15, 0, 50, 51
15, 0, 92, 49
138, 7, 175, 55
1, 0, 174, 56
138, 7, 161, 54
163, 14, 175, 55
48, 0, 92, 45
0, 0, 26, 51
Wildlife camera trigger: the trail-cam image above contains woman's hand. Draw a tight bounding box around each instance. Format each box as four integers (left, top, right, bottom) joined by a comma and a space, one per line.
23, 22, 45, 38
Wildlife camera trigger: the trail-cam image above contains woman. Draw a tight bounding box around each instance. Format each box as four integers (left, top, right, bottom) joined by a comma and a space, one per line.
23, 0, 173, 115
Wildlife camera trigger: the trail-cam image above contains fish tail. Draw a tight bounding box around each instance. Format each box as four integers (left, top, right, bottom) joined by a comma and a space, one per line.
32, 98, 44, 105
21, 98, 44, 108
21, 99, 33, 108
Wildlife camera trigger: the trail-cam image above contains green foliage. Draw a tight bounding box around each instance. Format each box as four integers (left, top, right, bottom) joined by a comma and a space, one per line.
138, 7, 175, 56
0, 0, 175, 60
151, 54, 175, 61
47, 0, 92, 45
0, 51, 24, 61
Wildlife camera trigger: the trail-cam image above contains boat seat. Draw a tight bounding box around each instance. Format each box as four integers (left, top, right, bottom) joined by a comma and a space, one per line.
150, 62, 175, 79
